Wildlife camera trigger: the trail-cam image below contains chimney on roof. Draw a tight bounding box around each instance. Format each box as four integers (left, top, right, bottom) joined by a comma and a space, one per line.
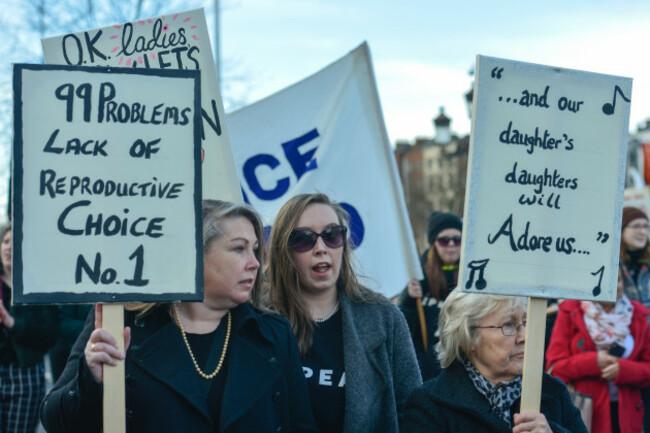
433, 106, 451, 144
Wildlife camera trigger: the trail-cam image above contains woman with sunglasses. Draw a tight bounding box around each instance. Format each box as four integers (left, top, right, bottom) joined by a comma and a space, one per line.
266, 193, 421, 433
397, 211, 462, 380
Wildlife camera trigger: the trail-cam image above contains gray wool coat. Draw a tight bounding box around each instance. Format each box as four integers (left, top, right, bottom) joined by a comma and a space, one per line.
339, 289, 422, 433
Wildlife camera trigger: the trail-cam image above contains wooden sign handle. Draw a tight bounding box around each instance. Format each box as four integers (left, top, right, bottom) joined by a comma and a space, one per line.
416, 298, 428, 352
102, 303, 126, 433
520, 297, 548, 412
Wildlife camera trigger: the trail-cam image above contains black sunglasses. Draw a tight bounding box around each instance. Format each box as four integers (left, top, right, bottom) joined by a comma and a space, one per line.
435, 235, 461, 246
289, 225, 347, 252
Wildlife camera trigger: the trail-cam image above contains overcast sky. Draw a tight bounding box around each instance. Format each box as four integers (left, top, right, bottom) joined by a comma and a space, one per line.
1, 0, 649, 216
215, 0, 650, 143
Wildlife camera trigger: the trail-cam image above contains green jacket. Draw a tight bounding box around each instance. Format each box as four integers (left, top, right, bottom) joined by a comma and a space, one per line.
8, 304, 60, 367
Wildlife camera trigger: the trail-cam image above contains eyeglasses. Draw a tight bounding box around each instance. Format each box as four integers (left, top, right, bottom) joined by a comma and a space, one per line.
435, 236, 461, 246
473, 321, 526, 336
289, 225, 347, 252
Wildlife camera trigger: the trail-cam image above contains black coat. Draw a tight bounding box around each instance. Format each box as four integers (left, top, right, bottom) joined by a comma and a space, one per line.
40, 303, 319, 433
402, 361, 588, 433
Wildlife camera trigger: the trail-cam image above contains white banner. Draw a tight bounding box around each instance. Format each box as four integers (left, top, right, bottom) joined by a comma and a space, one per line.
41, 8, 241, 202
227, 43, 421, 297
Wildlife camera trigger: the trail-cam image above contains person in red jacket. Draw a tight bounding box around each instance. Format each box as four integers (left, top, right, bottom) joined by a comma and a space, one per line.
546, 268, 650, 433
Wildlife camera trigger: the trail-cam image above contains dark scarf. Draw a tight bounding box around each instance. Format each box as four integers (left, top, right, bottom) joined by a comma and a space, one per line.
463, 360, 522, 427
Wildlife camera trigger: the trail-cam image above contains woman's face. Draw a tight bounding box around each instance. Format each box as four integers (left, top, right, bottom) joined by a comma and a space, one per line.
1, 231, 11, 271
291, 203, 343, 297
433, 228, 461, 265
622, 219, 649, 251
203, 216, 260, 309
468, 303, 526, 384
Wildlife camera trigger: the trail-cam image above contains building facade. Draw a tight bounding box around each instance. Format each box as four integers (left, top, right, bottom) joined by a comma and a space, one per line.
395, 108, 469, 252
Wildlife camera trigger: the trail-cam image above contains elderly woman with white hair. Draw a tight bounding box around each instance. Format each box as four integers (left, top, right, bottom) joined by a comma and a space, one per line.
402, 290, 587, 433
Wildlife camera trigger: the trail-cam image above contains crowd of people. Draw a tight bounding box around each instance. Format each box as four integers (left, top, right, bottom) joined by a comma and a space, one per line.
2, 196, 649, 432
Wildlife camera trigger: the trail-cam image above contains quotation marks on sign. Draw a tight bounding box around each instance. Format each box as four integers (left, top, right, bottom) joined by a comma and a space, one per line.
465, 259, 489, 290
491, 67, 504, 79
602, 85, 631, 115
596, 232, 609, 243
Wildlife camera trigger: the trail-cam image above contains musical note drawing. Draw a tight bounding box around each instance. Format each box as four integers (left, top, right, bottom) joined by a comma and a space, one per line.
465, 259, 489, 290
591, 265, 604, 296
602, 85, 631, 115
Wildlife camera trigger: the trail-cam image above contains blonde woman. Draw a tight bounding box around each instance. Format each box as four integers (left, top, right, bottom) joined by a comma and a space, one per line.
41, 200, 318, 433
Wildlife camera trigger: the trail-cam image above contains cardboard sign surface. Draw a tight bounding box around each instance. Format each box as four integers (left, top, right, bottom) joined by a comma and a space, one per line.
12, 64, 203, 303
460, 56, 631, 302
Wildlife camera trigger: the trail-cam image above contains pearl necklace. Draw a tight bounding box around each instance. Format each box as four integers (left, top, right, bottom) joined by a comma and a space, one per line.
314, 301, 340, 323
173, 305, 231, 380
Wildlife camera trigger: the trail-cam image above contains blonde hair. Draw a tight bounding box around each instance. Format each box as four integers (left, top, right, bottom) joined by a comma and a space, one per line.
126, 199, 266, 315
436, 289, 526, 368
266, 193, 372, 355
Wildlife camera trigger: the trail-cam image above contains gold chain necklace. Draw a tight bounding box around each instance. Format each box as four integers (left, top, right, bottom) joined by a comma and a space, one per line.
172, 305, 231, 380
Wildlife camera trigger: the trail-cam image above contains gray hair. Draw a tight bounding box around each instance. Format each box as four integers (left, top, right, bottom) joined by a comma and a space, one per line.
436, 289, 526, 368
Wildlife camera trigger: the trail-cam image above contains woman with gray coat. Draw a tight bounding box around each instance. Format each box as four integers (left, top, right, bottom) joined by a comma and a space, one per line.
266, 193, 422, 433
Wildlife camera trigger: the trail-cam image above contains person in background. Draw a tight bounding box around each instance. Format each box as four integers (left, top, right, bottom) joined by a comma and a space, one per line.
41, 200, 318, 433
546, 266, 650, 433
266, 193, 422, 433
403, 290, 587, 433
398, 211, 462, 380
0, 223, 59, 433
620, 206, 650, 308
619, 206, 650, 432
49, 305, 92, 381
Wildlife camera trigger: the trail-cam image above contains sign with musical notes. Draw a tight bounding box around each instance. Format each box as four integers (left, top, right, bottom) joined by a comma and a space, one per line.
459, 55, 631, 301
12, 64, 203, 304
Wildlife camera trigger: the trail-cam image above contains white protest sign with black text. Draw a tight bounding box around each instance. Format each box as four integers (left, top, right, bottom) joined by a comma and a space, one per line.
227, 43, 422, 297
12, 64, 203, 304
41, 8, 241, 202
460, 56, 631, 302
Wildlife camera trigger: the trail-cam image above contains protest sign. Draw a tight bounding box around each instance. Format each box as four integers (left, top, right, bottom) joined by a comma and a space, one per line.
12, 64, 203, 304
227, 43, 422, 297
460, 55, 631, 303
41, 8, 241, 202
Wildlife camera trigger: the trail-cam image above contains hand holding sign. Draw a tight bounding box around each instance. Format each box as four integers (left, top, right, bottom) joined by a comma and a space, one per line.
84, 304, 131, 382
